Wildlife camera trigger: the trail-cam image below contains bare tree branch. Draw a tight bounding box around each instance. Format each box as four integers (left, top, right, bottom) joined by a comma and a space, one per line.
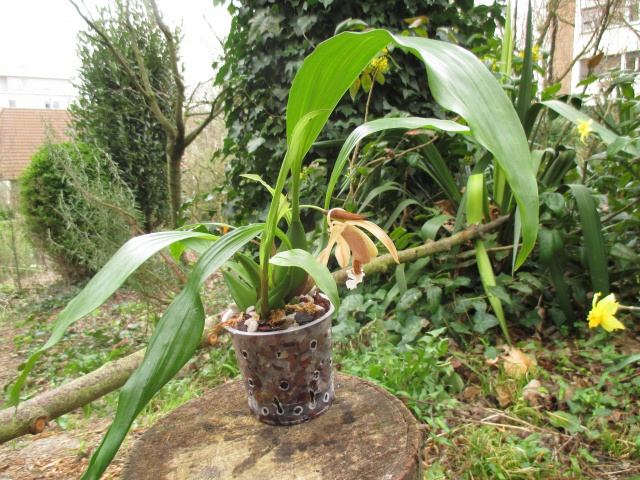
148, 0, 186, 139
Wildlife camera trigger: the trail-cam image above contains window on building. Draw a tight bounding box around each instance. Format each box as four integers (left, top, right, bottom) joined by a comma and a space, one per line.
582, 7, 601, 31
580, 54, 622, 81
45, 100, 51, 109
626, 51, 640, 71
629, 0, 639, 22
9, 100, 16, 107
53, 101, 60, 109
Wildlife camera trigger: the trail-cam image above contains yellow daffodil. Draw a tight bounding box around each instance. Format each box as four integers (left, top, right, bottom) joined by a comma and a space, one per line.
577, 119, 594, 145
587, 292, 625, 332
318, 208, 400, 289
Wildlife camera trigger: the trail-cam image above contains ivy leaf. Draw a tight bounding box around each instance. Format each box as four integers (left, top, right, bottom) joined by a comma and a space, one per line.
472, 311, 500, 333
247, 137, 266, 153
395, 288, 423, 312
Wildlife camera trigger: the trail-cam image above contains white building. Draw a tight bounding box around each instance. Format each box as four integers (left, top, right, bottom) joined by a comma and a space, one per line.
0, 73, 76, 110
571, 0, 640, 92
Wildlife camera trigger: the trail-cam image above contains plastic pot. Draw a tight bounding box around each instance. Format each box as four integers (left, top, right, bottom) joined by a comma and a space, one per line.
225, 298, 335, 426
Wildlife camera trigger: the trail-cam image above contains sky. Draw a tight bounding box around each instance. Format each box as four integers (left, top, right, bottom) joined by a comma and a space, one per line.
0, 0, 232, 89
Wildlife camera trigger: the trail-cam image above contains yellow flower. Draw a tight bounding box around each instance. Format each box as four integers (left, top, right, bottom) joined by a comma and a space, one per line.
577, 119, 594, 145
370, 56, 390, 73
517, 45, 541, 61
318, 208, 400, 289
587, 292, 625, 332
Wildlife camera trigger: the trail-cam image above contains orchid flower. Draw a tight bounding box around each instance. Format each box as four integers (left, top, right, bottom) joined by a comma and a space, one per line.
318, 208, 400, 289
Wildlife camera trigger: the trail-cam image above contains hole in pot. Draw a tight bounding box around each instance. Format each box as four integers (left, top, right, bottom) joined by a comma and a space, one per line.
249, 391, 253, 397
324, 392, 330, 403
319, 359, 324, 367
274, 397, 284, 415
242, 350, 249, 359
279, 380, 289, 391
293, 406, 303, 415
261, 406, 269, 416
329, 358, 333, 366
276, 351, 282, 358
309, 389, 316, 409
310, 339, 318, 351
248, 378, 254, 388
313, 370, 319, 380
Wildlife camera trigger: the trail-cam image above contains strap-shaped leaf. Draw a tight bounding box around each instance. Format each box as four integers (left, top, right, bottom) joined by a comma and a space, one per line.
290, 30, 537, 269
566, 184, 610, 295
81, 224, 264, 479
325, 117, 470, 212
542, 100, 640, 157
10, 230, 217, 405
467, 173, 511, 345
222, 270, 257, 311
270, 249, 340, 311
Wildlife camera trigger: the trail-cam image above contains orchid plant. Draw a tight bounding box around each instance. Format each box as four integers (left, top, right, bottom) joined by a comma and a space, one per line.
10, 29, 539, 479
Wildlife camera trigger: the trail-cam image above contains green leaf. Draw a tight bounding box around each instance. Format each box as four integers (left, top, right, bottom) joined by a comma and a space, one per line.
516, 1, 534, 128
566, 184, 609, 295
259, 110, 326, 313
349, 78, 360, 102
360, 73, 372, 92
269, 249, 339, 311
467, 173, 511, 345
334, 18, 368, 35
420, 214, 453, 241
395, 288, 423, 312
548, 411, 583, 433
10, 230, 217, 406
473, 311, 500, 333
605, 354, 640, 374
326, 117, 470, 213
169, 241, 186, 262
288, 31, 536, 268
235, 251, 262, 290
395, 263, 407, 295
611, 243, 640, 263
222, 270, 257, 311
356, 181, 405, 214
383, 199, 420, 231
80, 224, 264, 479
542, 100, 640, 157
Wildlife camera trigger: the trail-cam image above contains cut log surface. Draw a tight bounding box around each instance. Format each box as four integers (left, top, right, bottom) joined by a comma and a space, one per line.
122, 373, 422, 480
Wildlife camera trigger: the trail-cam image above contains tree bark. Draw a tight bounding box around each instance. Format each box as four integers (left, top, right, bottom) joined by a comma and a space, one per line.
121, 374, 423, 480
0, 215, 509, 443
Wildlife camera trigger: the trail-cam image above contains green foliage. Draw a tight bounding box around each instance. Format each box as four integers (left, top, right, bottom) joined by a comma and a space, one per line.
18, 141, 141, 281
15, 24, 542, 478
215, 0, 505, 224
337, 325, 459, 421
71, 0, 176, 231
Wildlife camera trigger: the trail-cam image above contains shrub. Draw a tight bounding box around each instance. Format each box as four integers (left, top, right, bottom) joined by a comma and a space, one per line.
19, 141, 141, 281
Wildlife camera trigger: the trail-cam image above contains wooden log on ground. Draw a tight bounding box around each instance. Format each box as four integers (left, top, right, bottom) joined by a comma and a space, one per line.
0, 349, 145, 444
0, 215, 508, 443
122, 373, 423, 480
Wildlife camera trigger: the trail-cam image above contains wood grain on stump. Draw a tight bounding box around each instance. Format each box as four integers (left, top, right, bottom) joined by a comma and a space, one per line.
122, 373, 422, 480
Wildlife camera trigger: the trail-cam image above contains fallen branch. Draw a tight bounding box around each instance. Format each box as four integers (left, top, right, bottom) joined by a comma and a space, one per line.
0, 215, 509, 443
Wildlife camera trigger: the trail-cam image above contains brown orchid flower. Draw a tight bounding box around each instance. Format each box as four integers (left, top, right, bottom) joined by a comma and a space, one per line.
318, 208, 400, 289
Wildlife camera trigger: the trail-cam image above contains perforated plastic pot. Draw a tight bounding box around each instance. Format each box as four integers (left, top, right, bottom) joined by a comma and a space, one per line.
225, 298, 335, 426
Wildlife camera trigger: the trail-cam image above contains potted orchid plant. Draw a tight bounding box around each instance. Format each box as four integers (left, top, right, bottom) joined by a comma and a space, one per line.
10, 29, 538, 479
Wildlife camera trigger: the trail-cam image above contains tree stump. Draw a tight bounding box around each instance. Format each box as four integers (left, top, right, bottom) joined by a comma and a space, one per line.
122, 373, 423, 479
